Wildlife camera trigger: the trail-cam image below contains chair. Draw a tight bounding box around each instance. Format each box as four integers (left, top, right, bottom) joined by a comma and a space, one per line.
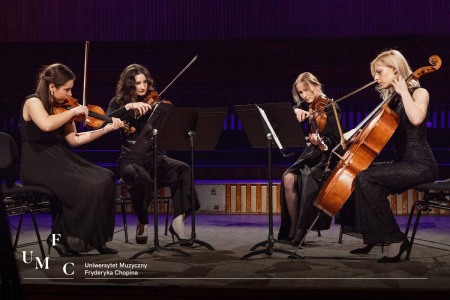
0, 132, 56, 258
115, 179, 172, 243
405, 179, 450, 260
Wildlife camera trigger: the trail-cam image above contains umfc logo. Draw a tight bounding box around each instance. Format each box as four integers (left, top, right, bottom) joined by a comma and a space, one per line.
22, 234, 74, 275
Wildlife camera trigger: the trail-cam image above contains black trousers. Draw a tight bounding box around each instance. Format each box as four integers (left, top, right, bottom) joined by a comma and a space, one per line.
119, 154, 199, 224
353, 161, 437, 244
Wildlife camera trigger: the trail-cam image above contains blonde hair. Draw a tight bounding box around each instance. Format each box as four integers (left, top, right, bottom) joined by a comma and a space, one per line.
292, 72, 322, 105
370, 49, 419, 100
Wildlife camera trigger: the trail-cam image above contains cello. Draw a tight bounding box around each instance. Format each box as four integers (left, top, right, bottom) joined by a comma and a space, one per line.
314, 55, 442, 217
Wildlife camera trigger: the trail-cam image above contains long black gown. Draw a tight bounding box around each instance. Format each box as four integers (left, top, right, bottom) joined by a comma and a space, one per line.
278, 99, 341, 241
106, 97, 199, 225
352, 89, 438, 244
20, 96, 117, 252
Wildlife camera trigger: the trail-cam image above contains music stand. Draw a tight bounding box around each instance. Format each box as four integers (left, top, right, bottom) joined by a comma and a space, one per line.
131, 103, 190, 258
159, 107, 228, 250
235, 102, 306, 260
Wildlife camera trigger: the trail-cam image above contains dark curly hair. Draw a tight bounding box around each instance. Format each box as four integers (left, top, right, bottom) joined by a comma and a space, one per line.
115, 64, 155, 106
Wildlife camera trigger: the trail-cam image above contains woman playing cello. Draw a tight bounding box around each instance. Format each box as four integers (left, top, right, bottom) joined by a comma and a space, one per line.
349, 50, 438, 262
278, 72, 342, 246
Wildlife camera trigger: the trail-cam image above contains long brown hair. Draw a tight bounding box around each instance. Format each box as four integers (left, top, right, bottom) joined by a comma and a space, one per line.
35, 63, 75, 114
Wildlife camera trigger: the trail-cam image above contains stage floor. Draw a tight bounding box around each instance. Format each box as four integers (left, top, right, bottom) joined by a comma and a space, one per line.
8, 213, 450, 299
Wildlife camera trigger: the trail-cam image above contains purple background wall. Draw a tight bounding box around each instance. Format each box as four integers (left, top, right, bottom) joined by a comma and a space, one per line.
1, 0, 450, 41
1, 0, 449, 179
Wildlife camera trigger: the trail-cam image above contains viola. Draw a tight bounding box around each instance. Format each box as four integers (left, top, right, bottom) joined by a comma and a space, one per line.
314, 55, 442, 217
52, 96, 135, 134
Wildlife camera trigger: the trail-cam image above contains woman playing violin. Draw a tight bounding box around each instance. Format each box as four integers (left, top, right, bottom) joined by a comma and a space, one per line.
106, 64, 199, 245
348, 50, 438, 262
20, 63, 124, 256
278, 72, 342, 246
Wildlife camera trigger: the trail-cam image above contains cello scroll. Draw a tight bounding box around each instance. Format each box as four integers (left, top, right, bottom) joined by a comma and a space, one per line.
411, 55, 442, 80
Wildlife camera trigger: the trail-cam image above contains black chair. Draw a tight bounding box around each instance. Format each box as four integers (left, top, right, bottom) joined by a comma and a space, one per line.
0, 132, 56, 258
405, 179, 450, 260
115, 179, 172, 243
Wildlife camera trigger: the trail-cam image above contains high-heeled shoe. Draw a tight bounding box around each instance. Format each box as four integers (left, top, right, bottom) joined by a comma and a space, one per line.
168, 224, 192, 246
135, 224, 148, 244
349, 243, 376, 254
291, 229, 307, 247
377, 240, 409, 263
46, 236, 79, 257
279, 236, 293, 243
97, 245, 118, 255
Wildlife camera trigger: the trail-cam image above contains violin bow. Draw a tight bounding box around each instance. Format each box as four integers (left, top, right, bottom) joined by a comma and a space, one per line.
308, 80, 377, 116
82, 41, 90, 107
158, 55, 198, 97
332, 80, 377, 105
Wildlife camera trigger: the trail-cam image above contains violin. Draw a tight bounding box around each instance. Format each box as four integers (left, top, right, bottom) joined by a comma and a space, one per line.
308, 95, 330, 151
52, 96, 135, 134
145, 90, 172, 107
131, 55, 198, 118
51, 41, 135, 134
130, 90, 172, 119
141, 55, 197, 110
309, 95, 329, 132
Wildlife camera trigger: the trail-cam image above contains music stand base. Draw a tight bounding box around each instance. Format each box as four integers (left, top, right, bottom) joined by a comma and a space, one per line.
241, 237, 304, 260
131, 244, 191, 259
164, 238, 215, 250
250, 239, 293, 251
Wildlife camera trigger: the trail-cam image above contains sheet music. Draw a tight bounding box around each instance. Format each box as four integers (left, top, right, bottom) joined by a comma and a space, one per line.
256, 104, 284, 151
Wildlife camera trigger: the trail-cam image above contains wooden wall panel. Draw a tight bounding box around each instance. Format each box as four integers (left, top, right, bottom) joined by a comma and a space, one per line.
223, 183, 449, 216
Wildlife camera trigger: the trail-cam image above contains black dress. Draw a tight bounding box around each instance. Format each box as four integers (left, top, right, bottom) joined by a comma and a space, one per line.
278, 99, 341, 240
20, 96, 117, 252
106, 97, 199, 225
352, 89, 438, 244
